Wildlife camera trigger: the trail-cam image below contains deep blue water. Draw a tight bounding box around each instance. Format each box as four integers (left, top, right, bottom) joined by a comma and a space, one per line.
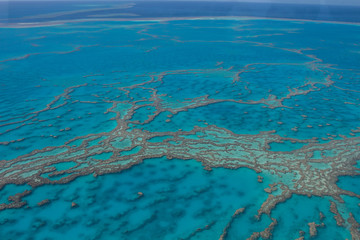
1, 1, 360, 23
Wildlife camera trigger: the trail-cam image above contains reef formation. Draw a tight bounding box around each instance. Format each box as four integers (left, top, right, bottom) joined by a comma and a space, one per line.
0, 17, 360, 239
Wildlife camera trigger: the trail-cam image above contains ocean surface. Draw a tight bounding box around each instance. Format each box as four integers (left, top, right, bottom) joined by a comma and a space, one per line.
0, 1, 360, 239
2, 1, 360, 23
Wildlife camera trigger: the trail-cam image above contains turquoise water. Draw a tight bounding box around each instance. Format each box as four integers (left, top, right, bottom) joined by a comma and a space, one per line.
0, 158, 271, 240
1, 16, 360, 239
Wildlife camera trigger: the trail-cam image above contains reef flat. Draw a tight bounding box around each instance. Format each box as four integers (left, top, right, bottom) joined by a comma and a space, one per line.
0, 16, 360, 239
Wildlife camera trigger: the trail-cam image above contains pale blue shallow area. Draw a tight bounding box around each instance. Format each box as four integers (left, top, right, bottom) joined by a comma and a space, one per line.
0, 158, 270, 240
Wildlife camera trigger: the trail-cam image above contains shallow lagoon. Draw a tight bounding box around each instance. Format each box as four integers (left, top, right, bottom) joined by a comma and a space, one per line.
0, 158, 270, 240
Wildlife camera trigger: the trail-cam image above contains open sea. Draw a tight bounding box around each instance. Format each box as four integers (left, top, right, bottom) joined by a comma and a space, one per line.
0, 1, 360, 239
